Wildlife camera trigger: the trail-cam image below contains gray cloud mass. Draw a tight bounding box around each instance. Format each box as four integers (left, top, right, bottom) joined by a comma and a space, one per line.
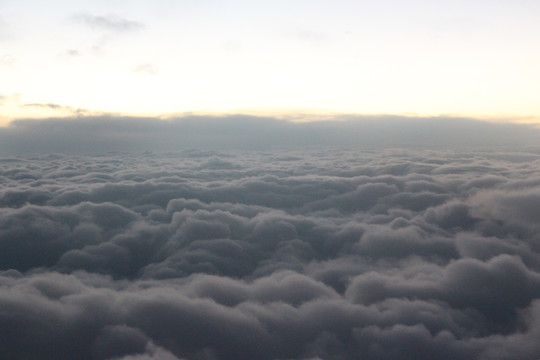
1, 116, 540, 359
1, 115, 539, 154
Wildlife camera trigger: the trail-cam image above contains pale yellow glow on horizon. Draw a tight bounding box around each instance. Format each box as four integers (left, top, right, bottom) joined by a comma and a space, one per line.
2, 0, 540, 127
2, 100, 539, 129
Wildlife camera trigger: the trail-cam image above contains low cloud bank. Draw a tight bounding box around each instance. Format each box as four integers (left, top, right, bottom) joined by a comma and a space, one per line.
0, 115, 538, 154
2, 145, 540, 359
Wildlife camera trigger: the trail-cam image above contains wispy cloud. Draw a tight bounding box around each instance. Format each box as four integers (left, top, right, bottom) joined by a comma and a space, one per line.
70, 13, 144, 53
23, 103, 63, 110
21, 102, 88, 116
66, 49, 80, 57
0, 54, 16, 67
134, 63, 158, 75
0, 93, 21, 106
286, 28, 327, 44
0, 16, 10, 40
72, 13, 144, 33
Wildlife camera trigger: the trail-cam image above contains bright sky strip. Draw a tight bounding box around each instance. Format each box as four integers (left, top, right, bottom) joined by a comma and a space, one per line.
1, 0, 539, 124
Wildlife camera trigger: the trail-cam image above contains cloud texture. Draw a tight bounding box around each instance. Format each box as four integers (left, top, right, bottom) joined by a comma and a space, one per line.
1, 117, 540, 359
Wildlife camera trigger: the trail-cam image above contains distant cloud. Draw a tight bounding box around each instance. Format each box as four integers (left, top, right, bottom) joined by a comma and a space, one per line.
0, 17, 10, 40
18, 103, 89, 120
22, 103, 62, 110
73, 13, 144, 32
70, 13, 144, 53
134, 63, 158, 75
0, 93, 21, 106
286, 28, 327, 43
222, 40, 243, 53
66, 49, 80, 57
0, 54, 16, 67
0, 115, 538, 155
22, 102, 86, 114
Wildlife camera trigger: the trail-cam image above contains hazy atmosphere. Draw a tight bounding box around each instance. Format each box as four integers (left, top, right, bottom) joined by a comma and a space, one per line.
1, 0, 540, 122
2, 1, 540, 360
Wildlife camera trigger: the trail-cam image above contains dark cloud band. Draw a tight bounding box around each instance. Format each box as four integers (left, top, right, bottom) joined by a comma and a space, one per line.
1, 115, 538, 154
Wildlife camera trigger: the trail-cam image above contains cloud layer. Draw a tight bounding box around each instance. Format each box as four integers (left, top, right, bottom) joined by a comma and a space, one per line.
2, 134, 540, 359
1, 115, 539, 154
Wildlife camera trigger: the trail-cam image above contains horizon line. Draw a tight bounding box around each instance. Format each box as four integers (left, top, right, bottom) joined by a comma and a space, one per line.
2, 108, 540, 128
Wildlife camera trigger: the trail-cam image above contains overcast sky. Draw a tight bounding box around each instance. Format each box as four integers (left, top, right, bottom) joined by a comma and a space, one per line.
1, 0, 540, 124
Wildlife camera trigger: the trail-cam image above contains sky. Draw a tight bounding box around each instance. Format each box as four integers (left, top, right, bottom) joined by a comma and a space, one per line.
1, 0, 540, 125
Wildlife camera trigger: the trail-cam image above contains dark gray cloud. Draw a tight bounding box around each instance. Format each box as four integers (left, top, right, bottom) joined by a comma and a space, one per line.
1, 119, 540, 359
